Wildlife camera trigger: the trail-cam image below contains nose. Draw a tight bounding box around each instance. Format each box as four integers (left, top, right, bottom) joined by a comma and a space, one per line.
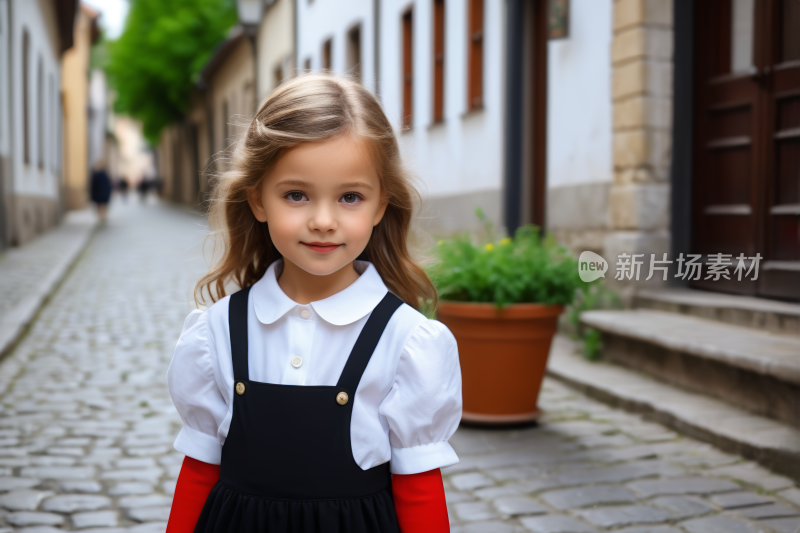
308, 202, 337, 234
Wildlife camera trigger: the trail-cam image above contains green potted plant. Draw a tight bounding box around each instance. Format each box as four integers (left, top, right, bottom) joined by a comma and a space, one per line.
427, 212, 584, 424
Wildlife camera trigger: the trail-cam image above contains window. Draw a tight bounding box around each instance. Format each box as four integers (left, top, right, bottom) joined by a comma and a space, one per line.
0, 12, 4, 144
402, 10, 413, 129
467, 0, 483, 110
49, 75, 55, 171
58, 91, 63, 172
347, 25, 362, 81
222, 100, 229, 143
22, 29, 29, 165
230, 93, 237, 137
432, 0, 445, 123
322, 39, 332, 70
37, 57, 43, 169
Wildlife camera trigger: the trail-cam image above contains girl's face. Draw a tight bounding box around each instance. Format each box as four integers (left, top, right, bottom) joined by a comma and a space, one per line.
248, 135, 388, 277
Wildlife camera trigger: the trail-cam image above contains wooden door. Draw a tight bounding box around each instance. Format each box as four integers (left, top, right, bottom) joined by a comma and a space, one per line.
762, 0, 800, 299
692, 0, 800, 300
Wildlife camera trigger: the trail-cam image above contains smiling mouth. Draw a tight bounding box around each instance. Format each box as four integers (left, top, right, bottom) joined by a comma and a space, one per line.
301, 242, 343, 254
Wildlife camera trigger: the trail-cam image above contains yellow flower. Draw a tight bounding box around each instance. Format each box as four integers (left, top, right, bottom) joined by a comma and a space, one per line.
437, 240, 444, 246
500, 237, 512, 246
484, 243, 495, 251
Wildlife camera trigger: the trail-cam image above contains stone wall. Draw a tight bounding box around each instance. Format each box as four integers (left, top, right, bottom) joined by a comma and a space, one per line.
605, 0, 673, 286
9, 194, 59, 246
547, 182, 611, 256
415, 188, 502, 238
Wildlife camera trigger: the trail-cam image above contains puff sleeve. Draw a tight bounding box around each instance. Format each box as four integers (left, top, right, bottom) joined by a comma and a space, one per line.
379, 320, 462, 475
167, 310, 228, 465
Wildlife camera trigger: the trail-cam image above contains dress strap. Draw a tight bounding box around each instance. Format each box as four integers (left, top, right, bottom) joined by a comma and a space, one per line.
336, 292, 404, 393
229, 286, 252, 382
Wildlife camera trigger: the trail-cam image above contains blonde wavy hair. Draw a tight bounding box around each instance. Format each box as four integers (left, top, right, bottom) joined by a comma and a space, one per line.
195, 73, 437, 310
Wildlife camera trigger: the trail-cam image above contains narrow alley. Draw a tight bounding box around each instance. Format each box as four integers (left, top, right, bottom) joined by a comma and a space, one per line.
0, 201, 796, 533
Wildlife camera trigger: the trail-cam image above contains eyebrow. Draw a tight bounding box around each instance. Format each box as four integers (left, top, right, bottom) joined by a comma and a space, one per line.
338, 181, 374, 190
274, 179, 313, 189
274, 179, 374, 191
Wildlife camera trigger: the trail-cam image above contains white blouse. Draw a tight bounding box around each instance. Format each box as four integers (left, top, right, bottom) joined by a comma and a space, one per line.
167, 260, 462, 475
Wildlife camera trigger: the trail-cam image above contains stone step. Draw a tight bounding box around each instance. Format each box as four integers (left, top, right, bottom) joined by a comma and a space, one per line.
579, 309, 800, 428
546, 335, 800, 482
635, 288, 800, 336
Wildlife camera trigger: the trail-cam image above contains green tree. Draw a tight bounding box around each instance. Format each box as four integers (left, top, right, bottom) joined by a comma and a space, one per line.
106, 0, 237, 143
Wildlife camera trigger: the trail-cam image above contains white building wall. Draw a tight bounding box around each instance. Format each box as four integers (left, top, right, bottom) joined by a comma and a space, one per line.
298, 0, 505, 233
256, 0, 295, 99
545, 0, 613, 250
380, 0, 504, 204
546, 0, 613, 188
297, 0, 376, 93
0, 0, 10, 160
10, 0, 61, 199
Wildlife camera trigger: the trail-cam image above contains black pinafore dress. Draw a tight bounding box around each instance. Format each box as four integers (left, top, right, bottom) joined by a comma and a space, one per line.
193, 287, 403, 533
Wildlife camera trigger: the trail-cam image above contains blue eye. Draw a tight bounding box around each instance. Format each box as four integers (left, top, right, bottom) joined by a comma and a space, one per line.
340, 193, 361, 204
286, 192, 307, 202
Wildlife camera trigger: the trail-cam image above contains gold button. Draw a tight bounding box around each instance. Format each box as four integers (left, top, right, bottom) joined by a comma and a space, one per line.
336, 391, 349, 405
235, 382, 245, 395
291, 356, 303, 368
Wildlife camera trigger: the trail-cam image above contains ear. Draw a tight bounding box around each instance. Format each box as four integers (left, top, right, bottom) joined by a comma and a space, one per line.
247, 184, 268, 223
373, 197, 389, 227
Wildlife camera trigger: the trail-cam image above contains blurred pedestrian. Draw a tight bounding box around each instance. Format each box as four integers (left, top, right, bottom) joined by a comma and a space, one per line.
118, 176, 129, 201
90, 161, 112, 224
137, 178, 149, 203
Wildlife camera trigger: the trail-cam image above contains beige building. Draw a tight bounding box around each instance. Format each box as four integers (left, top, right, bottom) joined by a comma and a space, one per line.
157, 0, 297, 208
256, 0, 295, 100
158, 27, 255, 206
61, 3, 99, 211
115, 117, 152, 188
157, 92, 208, 206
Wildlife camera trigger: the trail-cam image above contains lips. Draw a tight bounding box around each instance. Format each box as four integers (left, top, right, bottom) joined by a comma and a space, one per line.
301, 242, 342, 254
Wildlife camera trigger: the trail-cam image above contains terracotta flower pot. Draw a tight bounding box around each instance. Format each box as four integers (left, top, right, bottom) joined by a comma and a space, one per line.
436, 301, 563, 425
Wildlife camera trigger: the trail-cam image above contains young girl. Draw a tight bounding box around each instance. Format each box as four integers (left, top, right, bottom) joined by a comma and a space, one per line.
165, 74, 462, 532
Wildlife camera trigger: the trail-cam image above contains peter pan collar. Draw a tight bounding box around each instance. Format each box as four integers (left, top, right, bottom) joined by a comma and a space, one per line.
251, 259, 389, 326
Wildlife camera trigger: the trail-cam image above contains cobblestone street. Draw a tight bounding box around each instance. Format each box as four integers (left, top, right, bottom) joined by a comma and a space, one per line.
0, 201, 797, 533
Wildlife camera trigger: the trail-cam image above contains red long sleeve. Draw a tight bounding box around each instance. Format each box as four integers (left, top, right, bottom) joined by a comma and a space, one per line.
166, 456, 220, 533
392, 468, 450, 532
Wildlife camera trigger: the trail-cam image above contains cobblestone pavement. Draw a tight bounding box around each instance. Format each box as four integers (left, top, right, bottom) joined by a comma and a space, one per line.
0, 200, 207, 532
445, 381, 800, 533
0, 210, 92, 320
0, 201, 797, 532
0, 210, 94, 356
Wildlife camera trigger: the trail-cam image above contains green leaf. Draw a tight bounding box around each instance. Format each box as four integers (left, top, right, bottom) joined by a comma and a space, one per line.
104, 0, 237, 144
427, 213, 590, 308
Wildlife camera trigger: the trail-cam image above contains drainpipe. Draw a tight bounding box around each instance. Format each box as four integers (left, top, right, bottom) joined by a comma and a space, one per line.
503, 0, 525, 234
293, 0, 299, 75
670, 0, 693, 285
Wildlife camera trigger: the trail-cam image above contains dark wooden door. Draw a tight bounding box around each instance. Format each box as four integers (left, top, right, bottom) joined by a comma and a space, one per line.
693, 0, 800, 300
